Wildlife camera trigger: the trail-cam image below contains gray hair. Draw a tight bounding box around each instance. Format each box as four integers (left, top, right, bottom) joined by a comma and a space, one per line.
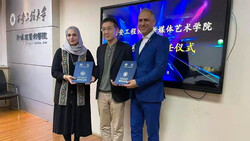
140, 8, 155, 20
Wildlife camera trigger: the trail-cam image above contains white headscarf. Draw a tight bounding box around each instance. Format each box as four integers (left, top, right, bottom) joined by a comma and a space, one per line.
61, 26, 87, 55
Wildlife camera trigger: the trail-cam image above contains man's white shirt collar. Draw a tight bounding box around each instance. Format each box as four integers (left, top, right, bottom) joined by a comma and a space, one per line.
139, 30, 155, 54
143, 29, 155, 39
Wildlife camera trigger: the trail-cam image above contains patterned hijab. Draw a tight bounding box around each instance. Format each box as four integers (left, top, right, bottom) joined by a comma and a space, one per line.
61, 26, 87, 55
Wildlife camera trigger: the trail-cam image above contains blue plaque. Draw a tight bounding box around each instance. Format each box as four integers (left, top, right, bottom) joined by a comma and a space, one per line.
72, 61, 93, 83
114, 61, 137, 85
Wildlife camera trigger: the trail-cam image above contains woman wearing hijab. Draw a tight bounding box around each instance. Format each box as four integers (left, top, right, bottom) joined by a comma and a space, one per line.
51, 26, 96, 141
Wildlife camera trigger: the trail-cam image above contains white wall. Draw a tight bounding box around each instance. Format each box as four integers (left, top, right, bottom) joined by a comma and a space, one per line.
60, 0, 250, 141
0, 0, 7, 66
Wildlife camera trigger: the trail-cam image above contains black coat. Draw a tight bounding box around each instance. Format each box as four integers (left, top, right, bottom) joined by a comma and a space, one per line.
52, 48, 97, 105
51, 48, 97, 136
95, 40, 132, 103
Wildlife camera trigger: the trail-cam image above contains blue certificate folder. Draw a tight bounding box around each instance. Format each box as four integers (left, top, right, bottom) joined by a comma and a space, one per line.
72, 61, 93, 83
114, 61, 137, 85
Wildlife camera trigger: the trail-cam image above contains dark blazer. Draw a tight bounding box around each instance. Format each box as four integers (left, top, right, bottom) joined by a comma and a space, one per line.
132, 33, 169, 102
95, 40, 132, 103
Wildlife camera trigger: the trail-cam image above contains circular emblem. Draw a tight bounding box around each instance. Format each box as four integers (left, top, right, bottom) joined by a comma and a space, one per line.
123, 72, 128, 77
10, 13, 16, 27
80, 71, 86, 76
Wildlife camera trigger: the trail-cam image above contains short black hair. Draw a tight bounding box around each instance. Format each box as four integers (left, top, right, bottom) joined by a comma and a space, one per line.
101, 17, 119, 28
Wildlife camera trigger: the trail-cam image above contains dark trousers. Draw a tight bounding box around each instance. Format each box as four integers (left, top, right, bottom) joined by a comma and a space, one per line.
130, 98, 162, 141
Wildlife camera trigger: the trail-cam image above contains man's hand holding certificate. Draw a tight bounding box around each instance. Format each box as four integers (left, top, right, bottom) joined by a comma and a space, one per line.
72, 61, 93, 83
114, 61, 137, 85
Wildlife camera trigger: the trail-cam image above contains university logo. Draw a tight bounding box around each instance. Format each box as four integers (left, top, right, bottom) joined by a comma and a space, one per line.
10, 13, 16, 26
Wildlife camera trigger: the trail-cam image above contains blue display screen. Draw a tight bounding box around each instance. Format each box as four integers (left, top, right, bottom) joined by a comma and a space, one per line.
101, 0, 231, 94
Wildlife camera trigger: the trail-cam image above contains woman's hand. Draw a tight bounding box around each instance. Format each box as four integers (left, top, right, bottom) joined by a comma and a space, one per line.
85, 76, 96, 85
90, 76, 95, 83
63, 75, 76, 84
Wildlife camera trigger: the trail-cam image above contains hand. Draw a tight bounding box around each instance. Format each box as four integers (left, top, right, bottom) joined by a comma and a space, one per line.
85, 76, 95, 85
90, 76, 95, 83
124, 79, 138, 89
111, 79, 120, 86
63, 75, 76, 84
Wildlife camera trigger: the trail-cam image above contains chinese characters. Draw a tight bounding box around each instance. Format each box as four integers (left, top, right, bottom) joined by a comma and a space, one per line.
118, 21, 213, 36
17, 32, 48, 41
13, 6, 47, 25
169, 42, 196, 54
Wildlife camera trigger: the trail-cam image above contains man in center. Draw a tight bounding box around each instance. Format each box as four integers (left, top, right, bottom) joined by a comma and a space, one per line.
94, 17, 132, 141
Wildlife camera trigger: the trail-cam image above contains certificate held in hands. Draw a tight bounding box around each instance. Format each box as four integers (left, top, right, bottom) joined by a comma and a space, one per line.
72, 61, 93, 83
114, 61, 137, 85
